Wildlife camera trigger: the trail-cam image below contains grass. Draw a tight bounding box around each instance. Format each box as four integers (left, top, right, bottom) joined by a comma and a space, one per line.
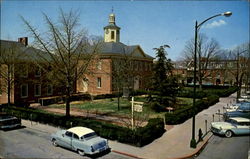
47, 96, 193, 118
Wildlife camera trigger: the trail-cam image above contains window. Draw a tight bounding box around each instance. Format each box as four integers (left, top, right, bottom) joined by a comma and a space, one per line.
83, 132, 97, 140
35, 67, 41, 77
97, 77, 101, 88
73, 133, 79, 140
34, 84, 41, 96
47, 84, 53, 95
65, 131, 73, 138
111, 31, 115, 40
21, 84, 28, 98
97, 61, 102, 70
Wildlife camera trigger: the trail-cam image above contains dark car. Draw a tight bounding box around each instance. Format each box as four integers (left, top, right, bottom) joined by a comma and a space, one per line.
224, 102, 250, 120
0, 113, 21, 129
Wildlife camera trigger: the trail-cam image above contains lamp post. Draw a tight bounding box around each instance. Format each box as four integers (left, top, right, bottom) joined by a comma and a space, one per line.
190, 11, 232, 148
236, 49, 248, 101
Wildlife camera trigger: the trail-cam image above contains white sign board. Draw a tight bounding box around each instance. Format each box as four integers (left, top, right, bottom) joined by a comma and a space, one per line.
134, 104, 143, 112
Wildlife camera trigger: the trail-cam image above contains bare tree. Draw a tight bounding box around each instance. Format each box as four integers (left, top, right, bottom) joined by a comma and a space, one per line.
111, 51, 135, 111
228, 43, 249, 98
183, 34, 220, 88
21, 9, 101, 117
0, 41, 29, 106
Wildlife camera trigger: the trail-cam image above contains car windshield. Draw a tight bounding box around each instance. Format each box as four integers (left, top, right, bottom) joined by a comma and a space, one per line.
81, 132, 97, 140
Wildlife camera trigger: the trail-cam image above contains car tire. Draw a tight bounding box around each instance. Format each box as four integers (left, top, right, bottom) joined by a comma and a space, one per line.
77, 149, 85, 156
52, 139, 58, 147
225, 130, 233, 138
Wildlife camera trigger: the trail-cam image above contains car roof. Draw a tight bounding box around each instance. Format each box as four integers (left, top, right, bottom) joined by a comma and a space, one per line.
230, 117, 250, 122
67, 127, 94, 137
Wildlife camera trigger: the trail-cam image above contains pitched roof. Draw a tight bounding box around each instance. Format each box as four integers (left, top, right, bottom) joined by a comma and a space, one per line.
99, 42, 153, 59
0, 40, 51, 61
103, 23, 121, 30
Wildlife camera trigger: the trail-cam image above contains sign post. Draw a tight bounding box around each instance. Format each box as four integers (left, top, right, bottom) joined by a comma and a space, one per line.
131, 97, 144, 130
131, 97, 134, 130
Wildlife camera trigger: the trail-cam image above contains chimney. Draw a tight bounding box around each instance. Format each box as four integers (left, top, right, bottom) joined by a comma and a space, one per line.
18, 37, 28, 46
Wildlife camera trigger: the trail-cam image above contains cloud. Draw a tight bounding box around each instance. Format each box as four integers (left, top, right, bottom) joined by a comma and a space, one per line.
204, 19, 227, 29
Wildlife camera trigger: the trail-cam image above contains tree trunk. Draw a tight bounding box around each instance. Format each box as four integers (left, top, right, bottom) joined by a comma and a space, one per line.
7, 65, 11, 107
117, 87, 120, 111
65, 86, 70, 118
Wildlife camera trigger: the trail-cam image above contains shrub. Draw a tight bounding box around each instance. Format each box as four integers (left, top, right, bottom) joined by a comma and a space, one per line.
165, 95, 219, 125
2, 106, 165, 147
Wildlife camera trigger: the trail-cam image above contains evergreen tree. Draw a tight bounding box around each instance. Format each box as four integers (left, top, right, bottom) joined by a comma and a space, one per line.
150, 45, 178, 111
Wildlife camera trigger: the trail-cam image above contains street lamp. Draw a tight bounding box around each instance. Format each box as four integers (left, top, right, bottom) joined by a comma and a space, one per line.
236, 49, 248, 101
190, 11, 232, 148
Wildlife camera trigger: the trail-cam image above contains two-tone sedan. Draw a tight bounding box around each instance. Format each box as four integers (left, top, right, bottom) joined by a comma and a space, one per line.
51, 126, 109, 156
211, 117, 250, 137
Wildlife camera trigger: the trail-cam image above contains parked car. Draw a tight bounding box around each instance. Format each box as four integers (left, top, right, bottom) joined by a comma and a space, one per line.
224, 103, 240, 112
211, 117, 250, 137
0, 113, 21, 129
51, 126, 109, 156
224, 102, 250, 120
238, 95, 250, 102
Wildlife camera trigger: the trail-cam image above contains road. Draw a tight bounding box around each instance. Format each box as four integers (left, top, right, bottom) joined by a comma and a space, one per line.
0, 126, 133, 159
194, 135, 250, 159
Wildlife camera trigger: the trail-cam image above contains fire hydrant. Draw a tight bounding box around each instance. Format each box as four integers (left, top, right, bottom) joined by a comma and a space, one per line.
198, 128, 203, 142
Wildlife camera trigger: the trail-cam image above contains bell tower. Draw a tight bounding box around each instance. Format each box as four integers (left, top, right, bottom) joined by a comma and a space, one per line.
104, 11, 120, 43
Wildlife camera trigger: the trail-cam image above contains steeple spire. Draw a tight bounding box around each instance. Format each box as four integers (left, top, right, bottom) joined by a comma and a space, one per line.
109, 8, 115, 25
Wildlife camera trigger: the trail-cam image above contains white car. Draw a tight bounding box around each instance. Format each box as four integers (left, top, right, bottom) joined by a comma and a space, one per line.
211, 117, 250, 137
51, 127, 109, 156
224, 103, 240, 112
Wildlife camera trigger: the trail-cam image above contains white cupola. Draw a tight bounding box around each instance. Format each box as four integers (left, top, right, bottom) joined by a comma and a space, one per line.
104, 12, 120, 43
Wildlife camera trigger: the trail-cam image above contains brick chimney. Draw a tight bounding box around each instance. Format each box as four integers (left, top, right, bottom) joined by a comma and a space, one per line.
18, 37, 28, 46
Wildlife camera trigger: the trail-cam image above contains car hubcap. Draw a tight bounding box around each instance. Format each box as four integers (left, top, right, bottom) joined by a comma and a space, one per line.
52, 140, 57, 146
226, 131, 232, 137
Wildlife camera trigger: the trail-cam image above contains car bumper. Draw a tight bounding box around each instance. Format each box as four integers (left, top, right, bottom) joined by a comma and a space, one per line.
0, 123, 21, 129
87, 145, 110, 155
211, 127, 225, 135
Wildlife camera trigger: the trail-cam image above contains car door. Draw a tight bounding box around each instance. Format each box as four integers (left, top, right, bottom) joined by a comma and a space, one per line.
71, 133, 81, 151
236, 122, 250, 135
60, 131, 73, 149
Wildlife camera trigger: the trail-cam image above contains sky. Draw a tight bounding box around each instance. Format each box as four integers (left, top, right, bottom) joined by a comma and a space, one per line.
1, 0, 249, 61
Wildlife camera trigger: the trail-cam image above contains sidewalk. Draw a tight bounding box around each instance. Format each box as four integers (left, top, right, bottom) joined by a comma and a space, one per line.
22, 93, 236, 159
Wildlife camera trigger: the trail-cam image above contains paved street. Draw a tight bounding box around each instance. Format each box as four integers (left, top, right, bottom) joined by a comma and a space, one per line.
0, 126, 132, 159
194, 135, 250, 159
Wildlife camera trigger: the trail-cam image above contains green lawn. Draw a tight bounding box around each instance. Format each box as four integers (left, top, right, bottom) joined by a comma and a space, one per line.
47, 96, 193, 118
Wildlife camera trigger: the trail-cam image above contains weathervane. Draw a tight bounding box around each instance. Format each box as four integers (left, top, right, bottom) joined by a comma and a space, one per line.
111, 6, 114, 13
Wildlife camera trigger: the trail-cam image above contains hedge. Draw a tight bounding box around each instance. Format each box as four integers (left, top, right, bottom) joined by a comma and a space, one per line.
1, 106, 165, 147
178, 86, 237, 98
165, 95, 219, 125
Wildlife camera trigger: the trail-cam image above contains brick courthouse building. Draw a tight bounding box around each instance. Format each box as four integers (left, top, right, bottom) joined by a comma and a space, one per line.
0, 12, 153, 105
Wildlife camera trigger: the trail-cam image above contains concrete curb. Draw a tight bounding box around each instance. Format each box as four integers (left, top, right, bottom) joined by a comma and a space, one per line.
112, 150, 143, 159
112, 134, 213, 159
170, 133, 213, 159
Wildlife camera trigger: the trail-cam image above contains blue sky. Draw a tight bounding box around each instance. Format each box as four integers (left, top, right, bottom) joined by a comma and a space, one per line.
1, 0, 249, 60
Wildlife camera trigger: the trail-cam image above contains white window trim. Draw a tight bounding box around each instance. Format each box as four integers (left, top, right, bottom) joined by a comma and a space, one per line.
34, 84, 41, 97
97, 77, 102, 88
21, 84, 28, 98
